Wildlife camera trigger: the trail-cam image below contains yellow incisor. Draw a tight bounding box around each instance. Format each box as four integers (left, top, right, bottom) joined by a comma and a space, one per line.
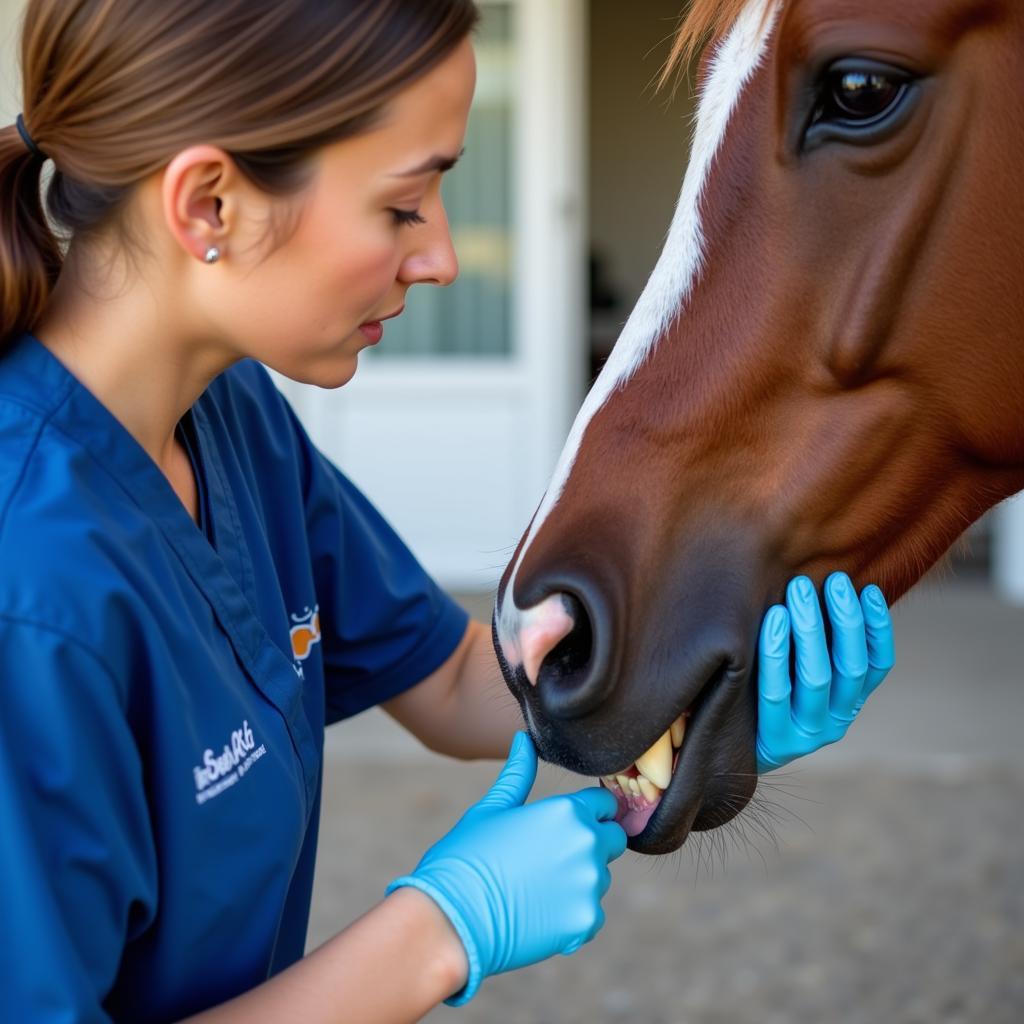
635, 729, 673, 790
669, 714, 687, 749
634, 715, 687, 792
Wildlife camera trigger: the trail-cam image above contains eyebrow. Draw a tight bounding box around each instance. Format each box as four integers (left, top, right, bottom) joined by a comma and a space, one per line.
391, 148, 466, 178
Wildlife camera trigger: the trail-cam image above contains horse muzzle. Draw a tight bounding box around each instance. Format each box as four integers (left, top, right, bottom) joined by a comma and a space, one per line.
493, 564, 761, 854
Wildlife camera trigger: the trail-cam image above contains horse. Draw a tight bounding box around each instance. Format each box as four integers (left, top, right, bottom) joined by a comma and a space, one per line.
493, 0, 1024, 855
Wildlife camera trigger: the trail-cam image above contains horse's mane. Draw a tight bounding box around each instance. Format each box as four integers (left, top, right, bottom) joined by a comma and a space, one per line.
659, 0, 764, 90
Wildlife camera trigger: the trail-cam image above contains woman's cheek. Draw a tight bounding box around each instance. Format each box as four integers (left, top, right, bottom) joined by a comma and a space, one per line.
341, 238, 403, 304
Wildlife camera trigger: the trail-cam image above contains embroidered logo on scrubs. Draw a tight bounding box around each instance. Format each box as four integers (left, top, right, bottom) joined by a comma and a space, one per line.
192, 720, 268, 805
289, 605, 321, 678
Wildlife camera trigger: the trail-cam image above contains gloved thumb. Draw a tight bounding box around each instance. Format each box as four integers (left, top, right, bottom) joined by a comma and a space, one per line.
471, 731, 537, 814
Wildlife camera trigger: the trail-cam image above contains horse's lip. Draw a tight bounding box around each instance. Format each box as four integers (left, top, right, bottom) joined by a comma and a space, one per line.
625, 665, 730, 853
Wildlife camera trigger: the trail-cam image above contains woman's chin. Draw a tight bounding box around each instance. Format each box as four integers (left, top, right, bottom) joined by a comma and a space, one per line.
272, 350, 360, 391
314, 359, 360, 390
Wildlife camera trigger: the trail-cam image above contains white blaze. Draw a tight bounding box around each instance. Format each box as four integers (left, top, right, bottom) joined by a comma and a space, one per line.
497, 0, 780, 651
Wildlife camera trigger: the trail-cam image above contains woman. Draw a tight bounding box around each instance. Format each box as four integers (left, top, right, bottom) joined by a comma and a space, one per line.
0, 1, 894, 1021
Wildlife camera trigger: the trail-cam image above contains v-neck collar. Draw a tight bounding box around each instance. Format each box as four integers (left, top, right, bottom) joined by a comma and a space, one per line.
176, 410, 212, 545
8, 333, 320, 808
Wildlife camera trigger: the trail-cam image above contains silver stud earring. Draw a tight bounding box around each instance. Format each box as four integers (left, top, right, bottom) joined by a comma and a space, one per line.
204, 246, 221, 264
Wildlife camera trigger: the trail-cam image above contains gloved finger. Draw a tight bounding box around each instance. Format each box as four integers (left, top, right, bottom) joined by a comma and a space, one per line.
597, 819, 628, 863
596, 864, 613, 899
570, 785, 621, 824
756, 605, 794, 752
860, 585, 895, 703
583, 906, 607, 946
823, 572, 869, 720
787, 576, 831, 734
563, 907, 607, 953
471, 732, 537, 814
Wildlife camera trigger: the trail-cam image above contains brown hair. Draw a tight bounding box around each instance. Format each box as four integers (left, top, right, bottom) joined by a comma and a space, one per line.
0, 0, 480, 347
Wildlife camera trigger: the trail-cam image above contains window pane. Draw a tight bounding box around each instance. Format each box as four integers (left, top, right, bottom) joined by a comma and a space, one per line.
374, 3, 515, 358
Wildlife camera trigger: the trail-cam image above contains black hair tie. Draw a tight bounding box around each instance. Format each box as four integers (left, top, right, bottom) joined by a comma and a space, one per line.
16, 113, 46, 162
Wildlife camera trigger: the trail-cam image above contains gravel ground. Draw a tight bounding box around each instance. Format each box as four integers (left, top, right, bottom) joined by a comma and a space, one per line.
308, 580, 1024, 1023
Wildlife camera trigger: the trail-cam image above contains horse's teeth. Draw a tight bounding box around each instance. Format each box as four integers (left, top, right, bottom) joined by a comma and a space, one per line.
638, 776, 661, 803
635, 729, 673, 790
602, 717, 688, 795
670, 714, 687, 749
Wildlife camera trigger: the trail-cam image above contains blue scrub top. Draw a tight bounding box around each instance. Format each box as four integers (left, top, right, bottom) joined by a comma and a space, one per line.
0, 333, 470, 1022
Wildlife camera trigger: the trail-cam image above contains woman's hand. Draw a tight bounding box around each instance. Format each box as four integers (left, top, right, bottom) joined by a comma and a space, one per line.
386, 732, 626, 1005
756, 573, 895, 773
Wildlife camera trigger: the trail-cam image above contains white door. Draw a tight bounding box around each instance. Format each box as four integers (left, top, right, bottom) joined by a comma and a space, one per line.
275, 0, 587, 591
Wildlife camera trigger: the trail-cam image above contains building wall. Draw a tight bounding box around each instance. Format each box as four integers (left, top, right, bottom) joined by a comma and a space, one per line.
0, 0, 23, 122
588, 0, 696, 312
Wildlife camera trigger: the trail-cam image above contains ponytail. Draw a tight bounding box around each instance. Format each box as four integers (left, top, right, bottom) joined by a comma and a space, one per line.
0, 124, 62, 349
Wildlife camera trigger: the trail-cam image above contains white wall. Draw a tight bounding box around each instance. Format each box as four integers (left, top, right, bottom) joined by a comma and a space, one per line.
994, 497, 1024, 605
0, 0, 24, 123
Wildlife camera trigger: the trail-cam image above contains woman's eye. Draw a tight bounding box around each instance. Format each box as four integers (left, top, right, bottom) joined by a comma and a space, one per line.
825, 69, 906, 122
390, 208, 427, 228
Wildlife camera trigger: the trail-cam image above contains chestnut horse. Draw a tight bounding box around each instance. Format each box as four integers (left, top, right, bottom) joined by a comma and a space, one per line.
494, 0, 1024, 854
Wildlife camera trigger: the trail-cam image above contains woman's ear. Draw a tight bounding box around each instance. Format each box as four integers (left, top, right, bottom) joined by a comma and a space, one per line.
160, 145, 243, 264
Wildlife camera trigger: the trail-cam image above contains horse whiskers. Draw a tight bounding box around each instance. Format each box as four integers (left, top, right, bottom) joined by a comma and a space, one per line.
754, 778, 823, 804
725, 810, 773, 872
749, 795, 813, 837
711, 769, 820, 806
479, 679, 520, 711
685, 831, 719, 881
733, 774, 817, 822
660, 778, 824, 880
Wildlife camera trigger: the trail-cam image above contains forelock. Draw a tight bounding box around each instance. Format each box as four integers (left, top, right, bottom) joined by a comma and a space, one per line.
660, 0, 774, 89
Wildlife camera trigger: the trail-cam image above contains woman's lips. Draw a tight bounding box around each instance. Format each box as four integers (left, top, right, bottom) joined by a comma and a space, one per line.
358, 305, 404, 345
359, 321, 384, 344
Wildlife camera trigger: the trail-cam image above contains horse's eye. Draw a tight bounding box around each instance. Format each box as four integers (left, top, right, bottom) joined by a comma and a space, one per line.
829, 71, 904, 122
804, 59, 918, 148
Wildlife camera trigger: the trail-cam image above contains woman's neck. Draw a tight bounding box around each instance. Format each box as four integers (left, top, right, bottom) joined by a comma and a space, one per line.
35, 251, 234, 476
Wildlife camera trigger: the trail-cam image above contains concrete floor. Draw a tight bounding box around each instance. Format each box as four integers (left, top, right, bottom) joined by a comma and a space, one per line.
308, 579, 1024, 1023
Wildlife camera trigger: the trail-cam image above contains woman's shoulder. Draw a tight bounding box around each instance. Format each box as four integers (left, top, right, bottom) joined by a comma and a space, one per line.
0, 407, 157, 652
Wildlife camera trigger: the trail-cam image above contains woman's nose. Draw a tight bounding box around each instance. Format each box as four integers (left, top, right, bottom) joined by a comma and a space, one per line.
400, 208, 459, 287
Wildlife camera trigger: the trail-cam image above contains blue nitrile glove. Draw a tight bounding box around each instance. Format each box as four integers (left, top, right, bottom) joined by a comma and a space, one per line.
756, 572, 895, 773
386, 731, 627, 1005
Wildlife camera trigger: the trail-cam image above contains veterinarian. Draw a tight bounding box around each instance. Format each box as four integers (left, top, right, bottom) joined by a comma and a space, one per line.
0, 1, 895, 1020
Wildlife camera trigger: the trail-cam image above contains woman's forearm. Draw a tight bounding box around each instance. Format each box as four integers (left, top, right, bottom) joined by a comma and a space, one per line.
444, 620, 524, 759
182, 888, 467, 1024
383, 619, 523, 762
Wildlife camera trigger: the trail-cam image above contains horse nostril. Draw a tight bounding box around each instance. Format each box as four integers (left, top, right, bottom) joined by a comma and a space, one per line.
538, 593, 592, 683
534, 589, 614, 721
